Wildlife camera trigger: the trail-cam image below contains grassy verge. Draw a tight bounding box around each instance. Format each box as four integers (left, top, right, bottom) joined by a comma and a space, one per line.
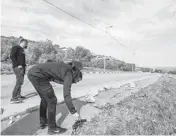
75, 75, 176, 135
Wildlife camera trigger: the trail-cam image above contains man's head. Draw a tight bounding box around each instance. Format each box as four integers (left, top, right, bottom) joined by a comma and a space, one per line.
20, 39, 28, 49
72, 69, 82, 84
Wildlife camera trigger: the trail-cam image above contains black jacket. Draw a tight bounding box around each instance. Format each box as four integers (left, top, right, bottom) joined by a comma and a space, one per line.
10, 45, 26, 68
28, 61, 82, 114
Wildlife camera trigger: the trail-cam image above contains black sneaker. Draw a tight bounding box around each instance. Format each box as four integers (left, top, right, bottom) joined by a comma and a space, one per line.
18, 95, 26, 99
10, 98, 22, 104
48, 126, 67, 135
40, 122, 48, 129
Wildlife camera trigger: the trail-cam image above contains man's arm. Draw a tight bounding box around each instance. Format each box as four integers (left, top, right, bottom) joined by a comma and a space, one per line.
63, 71, 77, 114
18, 48, 26, 68
10, 46, 17, 62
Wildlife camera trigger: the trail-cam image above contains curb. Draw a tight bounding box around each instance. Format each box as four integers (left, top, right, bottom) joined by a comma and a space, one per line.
1, 96, 86, 123
1, 70, 119, 76
82, 71, 119, 75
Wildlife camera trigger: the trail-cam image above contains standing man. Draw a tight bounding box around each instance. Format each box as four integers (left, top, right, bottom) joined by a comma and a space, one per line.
27, 61, 83, 135
10, 38, 28, 103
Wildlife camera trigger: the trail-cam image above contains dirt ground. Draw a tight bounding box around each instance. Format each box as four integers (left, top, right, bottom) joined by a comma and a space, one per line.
75, 74, 176, 135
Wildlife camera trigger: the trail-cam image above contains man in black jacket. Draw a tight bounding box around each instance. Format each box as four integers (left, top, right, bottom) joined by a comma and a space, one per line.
10, 39, 28, 103
27, 61, 83, 134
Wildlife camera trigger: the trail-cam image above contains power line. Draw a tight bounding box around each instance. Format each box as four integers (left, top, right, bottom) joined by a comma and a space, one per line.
42, 0, 127, 48
106, 32, 127, 48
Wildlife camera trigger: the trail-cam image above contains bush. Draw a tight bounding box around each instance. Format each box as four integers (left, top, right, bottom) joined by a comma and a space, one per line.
39, 53, 56, 63
1, 63, 13, 74
168, 70, 176, 75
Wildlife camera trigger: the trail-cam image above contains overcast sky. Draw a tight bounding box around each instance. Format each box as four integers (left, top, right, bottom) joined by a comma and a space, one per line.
1, 0, 176, 67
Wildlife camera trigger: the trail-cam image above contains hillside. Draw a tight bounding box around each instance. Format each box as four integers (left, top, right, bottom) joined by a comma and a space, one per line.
1, 36, 135, 73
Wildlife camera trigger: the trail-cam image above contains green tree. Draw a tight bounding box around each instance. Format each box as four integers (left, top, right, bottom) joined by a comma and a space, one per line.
74, 46, 93, 62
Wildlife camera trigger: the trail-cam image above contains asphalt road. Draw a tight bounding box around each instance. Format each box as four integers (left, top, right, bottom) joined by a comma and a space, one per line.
1, 72, 151, 101
1, 72, 156, 135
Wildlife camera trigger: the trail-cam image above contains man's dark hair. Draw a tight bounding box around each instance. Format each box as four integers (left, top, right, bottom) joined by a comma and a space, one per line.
73, 69, 82, 83
79, 70, 82, 79
20, 39, 28, 44
69, 61, 83, 70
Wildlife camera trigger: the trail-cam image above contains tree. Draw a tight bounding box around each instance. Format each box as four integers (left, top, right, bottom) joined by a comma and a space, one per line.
39, 52, 56, 63
74, 46, 93, 62
64, 47, 75, 60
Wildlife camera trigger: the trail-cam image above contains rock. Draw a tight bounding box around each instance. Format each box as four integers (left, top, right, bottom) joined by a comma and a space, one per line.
16, 115, 21, 119
98, 86, 105, 93
9, 116, 13, 120
113, 84, 121, 88
89, 87, 99, 96
8, 116, 15, 125
103, 84, 112, 90
85, 94, 95, 103
130, 82, 136, 88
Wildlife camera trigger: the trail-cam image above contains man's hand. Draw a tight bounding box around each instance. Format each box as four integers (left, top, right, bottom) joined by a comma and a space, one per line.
72, 112, 81, 120
18, 65, 23, 69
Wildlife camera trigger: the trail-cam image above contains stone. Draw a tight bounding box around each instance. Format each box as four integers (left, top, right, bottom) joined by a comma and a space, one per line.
85, 94, 95, 103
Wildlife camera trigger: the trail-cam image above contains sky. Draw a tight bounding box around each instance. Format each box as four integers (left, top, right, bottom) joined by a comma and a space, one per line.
1, 0, 176, 67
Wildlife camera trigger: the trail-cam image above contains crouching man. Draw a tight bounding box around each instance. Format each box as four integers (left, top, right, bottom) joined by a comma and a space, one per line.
27, 61, 83, 135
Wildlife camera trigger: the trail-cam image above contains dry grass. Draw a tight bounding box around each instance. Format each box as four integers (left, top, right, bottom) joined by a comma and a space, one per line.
75, 76, 176, 135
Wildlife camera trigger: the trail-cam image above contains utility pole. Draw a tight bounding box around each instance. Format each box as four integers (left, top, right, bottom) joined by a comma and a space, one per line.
132, 52, 136, 72
103, 25, 113, 72
104, 57, 106, 72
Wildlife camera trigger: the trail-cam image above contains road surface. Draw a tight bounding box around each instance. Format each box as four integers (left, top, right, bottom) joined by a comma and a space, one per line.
1, 72, 151, 104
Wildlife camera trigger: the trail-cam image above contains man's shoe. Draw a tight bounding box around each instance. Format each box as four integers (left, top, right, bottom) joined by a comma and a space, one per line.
10, 98, 22, 104
18, 95, 26, 99
40, 122, 48, 129
48, 126, 67, 135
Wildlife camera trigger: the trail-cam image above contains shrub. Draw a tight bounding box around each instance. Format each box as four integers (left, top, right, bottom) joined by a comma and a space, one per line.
168, 70, 176, 75
1, 63, 13, 74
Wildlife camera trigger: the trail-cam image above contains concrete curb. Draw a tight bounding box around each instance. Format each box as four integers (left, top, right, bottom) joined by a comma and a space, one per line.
88, 75, 159, 97
1, 96, 85, 123
1, 71, 119, 76
82, 71, 119, 75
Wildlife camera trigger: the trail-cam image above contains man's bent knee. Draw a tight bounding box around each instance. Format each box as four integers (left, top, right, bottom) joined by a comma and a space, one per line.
47, 91, 57, 104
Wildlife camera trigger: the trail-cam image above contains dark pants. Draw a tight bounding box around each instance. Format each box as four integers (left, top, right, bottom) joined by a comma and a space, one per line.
12, 67, 25, 99
27, 71, 57, 129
